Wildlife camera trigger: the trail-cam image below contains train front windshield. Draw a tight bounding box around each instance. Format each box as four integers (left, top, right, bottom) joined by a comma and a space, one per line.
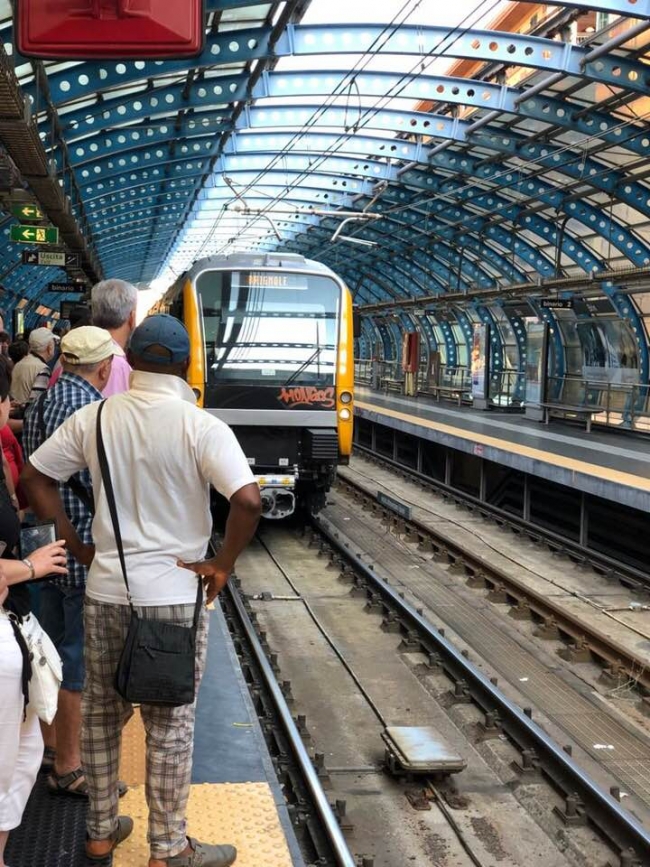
197, 269, 341, 387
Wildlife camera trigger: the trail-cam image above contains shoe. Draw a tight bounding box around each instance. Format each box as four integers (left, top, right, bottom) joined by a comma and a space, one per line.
86, 815, 134, 866
165, 837, 237, 867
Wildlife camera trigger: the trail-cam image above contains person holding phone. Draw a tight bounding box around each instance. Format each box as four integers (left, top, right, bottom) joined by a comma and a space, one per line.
0, 359, 67, 867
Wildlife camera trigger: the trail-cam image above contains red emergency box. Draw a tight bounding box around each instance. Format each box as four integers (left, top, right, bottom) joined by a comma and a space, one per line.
16, 0, 205, 60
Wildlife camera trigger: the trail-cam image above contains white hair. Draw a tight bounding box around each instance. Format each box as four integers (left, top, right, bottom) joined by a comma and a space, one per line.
91, 279, 138, 330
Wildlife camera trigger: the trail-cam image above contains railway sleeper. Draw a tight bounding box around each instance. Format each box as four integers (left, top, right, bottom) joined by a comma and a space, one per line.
509, 599, 532, 620
557, 636, 593, 664
486, 582, 509, 603
446, 554, 466, 575
465, 569, 486, 588
312, 752, 331, 789
534, 616, 562, 640
475, 710, 503, 742
295, 714, 313, 745
510, 747, 541, 779
330, 799, 354, 833
449, 679, 472, 705
553, 793, 587, 827
349, 576, 369, 597
381, 610, 402, 634
398, 629, 421, 652
599, 661, 630, 689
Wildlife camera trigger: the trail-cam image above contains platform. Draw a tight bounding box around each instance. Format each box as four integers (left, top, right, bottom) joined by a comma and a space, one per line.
355, 387, 650, 514
6, 605, 304, 867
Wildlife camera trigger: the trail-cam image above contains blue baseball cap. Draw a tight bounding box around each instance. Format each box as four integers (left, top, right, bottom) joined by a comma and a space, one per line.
130, 314, 190, 364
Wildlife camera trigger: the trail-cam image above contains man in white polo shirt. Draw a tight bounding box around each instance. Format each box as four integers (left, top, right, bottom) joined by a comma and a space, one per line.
22, 314, 261, 867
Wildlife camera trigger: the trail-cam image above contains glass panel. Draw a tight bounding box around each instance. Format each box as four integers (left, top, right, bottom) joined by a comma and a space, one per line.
525, 320, 546, 405
197, 269, 340, 387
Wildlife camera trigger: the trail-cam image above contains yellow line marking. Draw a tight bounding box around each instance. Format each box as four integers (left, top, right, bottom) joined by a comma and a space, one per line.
357, 400, 650, 492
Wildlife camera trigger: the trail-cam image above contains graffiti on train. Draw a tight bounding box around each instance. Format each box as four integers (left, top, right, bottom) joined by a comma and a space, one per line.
277, 386, 335, 409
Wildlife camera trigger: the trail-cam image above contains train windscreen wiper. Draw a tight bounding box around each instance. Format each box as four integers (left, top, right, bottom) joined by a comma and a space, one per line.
283, 346, 321, 387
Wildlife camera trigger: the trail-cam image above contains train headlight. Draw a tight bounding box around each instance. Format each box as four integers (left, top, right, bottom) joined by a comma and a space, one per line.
339, 407, 352, 421
340, 391, 352, 404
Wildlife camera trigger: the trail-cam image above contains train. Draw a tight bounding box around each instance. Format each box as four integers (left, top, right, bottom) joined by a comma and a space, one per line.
154, 253, 355, 518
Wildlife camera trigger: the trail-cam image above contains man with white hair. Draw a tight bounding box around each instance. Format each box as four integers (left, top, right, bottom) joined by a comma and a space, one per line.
91, 278, 138, 395
10, 327, 57, 405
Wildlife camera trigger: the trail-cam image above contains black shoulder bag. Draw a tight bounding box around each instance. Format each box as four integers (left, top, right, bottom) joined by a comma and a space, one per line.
35, 392, 95, 514
96, 400, 202, 707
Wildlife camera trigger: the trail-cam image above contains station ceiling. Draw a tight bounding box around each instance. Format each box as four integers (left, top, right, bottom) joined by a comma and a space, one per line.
0, 0, 650, 317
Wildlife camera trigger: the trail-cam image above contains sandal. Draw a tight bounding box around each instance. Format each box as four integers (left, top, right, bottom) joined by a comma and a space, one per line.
47, 767, 88, 797
85, 815, 134, 866
48, 768, 129, 799
40, 746, 57, 774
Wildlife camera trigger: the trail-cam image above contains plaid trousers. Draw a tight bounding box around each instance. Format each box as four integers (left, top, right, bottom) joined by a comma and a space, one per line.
82, 597, 209, 859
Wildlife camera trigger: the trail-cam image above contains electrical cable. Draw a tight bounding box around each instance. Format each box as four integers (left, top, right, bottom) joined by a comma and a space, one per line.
185, 0, 504, 259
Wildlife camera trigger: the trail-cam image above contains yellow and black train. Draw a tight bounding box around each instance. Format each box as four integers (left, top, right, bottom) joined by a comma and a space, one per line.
155, 253, 355, 518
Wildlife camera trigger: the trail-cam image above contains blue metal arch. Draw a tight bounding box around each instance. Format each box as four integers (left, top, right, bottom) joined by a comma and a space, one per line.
31, 24, 650, 112
387, 174, 606, 273
427, 145, 650, 253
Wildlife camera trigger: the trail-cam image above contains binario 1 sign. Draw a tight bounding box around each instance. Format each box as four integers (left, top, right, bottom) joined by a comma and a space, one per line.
16, 0, 205, 60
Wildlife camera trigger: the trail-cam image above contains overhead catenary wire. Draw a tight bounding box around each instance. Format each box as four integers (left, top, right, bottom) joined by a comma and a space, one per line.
211, 6, 648, 260
185, 0, 504, 259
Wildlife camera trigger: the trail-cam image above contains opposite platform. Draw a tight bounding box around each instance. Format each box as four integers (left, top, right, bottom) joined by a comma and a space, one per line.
356, 386, 650, 513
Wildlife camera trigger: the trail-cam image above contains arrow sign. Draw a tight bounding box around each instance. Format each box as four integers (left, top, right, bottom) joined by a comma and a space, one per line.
48, 282, 82, 293
12, 204, 44, 221
11, 225, 59, 244
22, 251, 80, 267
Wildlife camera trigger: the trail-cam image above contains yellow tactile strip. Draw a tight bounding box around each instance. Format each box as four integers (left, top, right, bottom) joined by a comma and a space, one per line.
120, 708, 147, 786
114, 782, 295, 866
357, 398, 650, 492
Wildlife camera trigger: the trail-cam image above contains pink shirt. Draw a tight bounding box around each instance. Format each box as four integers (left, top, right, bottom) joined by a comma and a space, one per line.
48, 340, 132, 396
102, 344, 132, 396
49, 361, 62, 388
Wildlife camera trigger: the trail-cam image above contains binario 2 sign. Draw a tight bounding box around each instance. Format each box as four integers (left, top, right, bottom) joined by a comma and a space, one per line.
16, 0, 205, 60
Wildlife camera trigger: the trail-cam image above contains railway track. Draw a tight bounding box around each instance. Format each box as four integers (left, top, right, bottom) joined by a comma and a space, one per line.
227, 525, 648, 867
337, 455, 650, 698
220, 567, 357, 867
309, 514, 650, 867
351, 443, 650, 594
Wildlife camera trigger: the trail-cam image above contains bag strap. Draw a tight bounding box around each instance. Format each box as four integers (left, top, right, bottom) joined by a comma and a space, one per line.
37, 392, 95, 514
95, 401, 202, 627
96, 400, 132, 604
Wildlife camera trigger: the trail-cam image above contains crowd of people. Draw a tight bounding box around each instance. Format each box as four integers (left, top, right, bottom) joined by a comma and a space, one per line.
0, 280, 261, 867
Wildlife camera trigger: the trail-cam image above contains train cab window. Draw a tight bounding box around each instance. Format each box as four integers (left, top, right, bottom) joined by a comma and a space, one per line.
196, 269, 341, 387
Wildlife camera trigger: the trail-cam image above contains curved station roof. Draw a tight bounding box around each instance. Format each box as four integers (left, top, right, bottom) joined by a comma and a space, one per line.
0, 1, 649, 328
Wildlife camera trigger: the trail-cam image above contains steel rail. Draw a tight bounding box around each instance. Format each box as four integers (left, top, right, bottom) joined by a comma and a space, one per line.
352, 443, 649, 591
336, 470, 650, 692
224, 581, 357, 867
312, 515, 650, 863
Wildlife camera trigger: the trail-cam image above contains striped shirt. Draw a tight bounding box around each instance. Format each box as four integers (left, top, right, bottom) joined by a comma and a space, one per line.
23, 372, 103, 589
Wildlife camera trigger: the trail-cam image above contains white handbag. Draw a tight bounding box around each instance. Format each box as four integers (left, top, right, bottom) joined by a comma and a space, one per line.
11, 612, 62, 724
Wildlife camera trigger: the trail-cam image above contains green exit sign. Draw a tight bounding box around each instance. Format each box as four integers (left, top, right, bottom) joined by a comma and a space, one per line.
11, 225, 59, 244
12, 203, 44, 221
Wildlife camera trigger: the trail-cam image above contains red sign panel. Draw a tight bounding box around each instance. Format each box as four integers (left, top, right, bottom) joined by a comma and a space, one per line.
16, 1, 205, 60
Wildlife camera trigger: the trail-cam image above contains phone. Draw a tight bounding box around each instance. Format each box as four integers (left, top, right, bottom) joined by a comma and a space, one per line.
20, 521, 58, 565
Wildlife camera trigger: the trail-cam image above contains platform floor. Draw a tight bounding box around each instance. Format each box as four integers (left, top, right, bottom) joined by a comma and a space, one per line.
356, 386, 650, 512
6, 605, 304, 867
